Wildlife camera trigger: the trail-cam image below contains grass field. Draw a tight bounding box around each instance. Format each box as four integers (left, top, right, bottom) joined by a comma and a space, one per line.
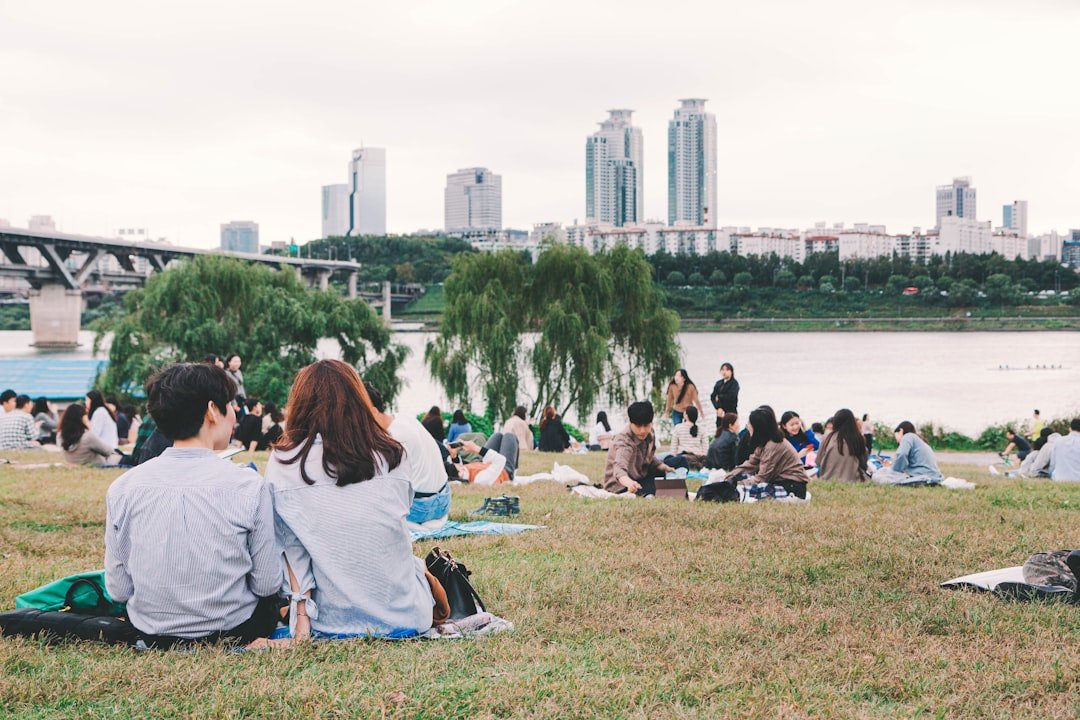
1, 449, 1077, 719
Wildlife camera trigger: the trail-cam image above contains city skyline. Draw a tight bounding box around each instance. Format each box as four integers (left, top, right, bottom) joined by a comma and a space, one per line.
1, 1, 1078, 247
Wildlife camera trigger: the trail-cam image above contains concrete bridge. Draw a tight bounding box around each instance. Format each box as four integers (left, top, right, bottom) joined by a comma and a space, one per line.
0, 227, 419, 347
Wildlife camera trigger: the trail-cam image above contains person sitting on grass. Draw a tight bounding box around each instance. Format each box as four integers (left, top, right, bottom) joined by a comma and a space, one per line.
1000, 428, 1032, 463
363, 381, 452, 530
728, 406, 810, 499
815, 408, 870, 483
780, 410, 819, 467
588, 411, 613, 451
447, 409, 472, 443
1048, 418, 1080, 483
503, 405, 535, 452
234, 397, 266, 452
105, 362, 281, 648
663, 405, 710, 470
1018, 431, 1059, 477
538, 406, 572, 452
265, 359, 437, 639
603, 401, 676, 497
58, 403, 119, 466
0, 394, 41, 450
707, 412, 740, 471
420, 406, 446, 442
870, 421, 943, 485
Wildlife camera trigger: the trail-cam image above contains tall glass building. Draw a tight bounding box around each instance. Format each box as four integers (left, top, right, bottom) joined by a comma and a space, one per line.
667, 99, 717, 227
586, 109, 643, 227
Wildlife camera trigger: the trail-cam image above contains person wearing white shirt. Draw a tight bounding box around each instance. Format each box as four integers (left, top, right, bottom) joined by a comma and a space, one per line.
86, 390, 119, 450
1049, 419, 1080, 483
588, 411, 614, 450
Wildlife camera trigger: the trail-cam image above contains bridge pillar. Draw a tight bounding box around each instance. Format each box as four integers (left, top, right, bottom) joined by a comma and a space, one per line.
382, 281, 392, 324
348, 272, 358, 299
29, 283, 83, 347
318, 269, 331, 292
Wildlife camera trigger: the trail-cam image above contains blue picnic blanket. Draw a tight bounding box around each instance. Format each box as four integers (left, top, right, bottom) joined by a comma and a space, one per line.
409, 520, 543, 542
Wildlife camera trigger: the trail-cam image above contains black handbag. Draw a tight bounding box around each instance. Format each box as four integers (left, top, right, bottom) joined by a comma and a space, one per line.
425, 547, 486, 620
696, 480, 740, 503
0, 578, 138, 646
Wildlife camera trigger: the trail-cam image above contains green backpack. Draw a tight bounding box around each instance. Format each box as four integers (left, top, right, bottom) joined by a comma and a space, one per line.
15, 570, 126, 617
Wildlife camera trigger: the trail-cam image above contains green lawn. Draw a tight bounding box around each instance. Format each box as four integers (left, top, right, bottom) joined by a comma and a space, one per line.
1, 449, 1077, 719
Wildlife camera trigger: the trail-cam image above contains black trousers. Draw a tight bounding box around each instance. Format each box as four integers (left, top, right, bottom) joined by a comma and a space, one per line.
613, 474, 658, 497
135, 595, 281, 649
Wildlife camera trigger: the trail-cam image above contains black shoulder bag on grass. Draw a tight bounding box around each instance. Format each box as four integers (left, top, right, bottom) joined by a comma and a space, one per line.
0, 578, 138, 646
425, 547, 487, 620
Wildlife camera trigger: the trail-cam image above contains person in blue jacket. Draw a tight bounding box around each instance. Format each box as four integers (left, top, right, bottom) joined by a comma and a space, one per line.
780, 410, 819, 466
446, 409, 472, 443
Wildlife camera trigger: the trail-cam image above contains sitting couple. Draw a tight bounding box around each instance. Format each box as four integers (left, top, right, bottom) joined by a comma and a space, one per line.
105, 360, 452, 648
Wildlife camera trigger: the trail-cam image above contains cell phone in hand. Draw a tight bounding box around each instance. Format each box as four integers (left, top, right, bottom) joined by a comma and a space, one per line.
448, 441, 464, 449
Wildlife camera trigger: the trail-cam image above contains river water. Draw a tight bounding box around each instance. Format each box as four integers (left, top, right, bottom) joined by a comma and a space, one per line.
1, 330, 1077, 435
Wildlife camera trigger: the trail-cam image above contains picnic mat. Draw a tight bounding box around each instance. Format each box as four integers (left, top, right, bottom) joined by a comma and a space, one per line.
409, 520, 544, 542
268, 611, 513, 642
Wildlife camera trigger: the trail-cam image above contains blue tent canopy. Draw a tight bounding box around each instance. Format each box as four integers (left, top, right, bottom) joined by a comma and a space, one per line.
0, 359, 107, 400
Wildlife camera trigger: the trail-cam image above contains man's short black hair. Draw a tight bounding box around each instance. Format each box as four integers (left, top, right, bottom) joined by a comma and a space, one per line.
15, 394, 31, 409
1071, 418, 1080, 432
146, 363, 235, 440
627, 401, 654, 426
245, 397, 261, 411
363, 380, 386, 414
0, 389, 15, 404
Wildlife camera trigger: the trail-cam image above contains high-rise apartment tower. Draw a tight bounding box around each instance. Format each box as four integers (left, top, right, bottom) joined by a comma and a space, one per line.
668, 99, 717, 226
586, 109, 643, 226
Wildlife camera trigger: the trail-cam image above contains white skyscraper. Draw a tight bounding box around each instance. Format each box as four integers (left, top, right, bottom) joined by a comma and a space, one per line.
1002, 200, 1028, 237
321, 184, 349, 238
668, 99, 717, 227
586, 109, 643, 227
445, 168, 502, 232
348, 147, 386, 236
935, 176, 977, 227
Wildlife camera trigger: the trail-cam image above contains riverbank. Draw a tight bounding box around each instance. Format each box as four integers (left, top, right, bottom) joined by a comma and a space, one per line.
677, 316, 1080, 331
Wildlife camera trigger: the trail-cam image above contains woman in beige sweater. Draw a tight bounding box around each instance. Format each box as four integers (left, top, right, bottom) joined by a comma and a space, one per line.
662, 369, 704, 426
816, 408, 870, 483
730, 406, 809, 499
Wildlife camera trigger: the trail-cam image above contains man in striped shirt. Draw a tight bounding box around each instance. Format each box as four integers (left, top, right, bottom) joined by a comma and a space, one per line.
104, 363, 282, 647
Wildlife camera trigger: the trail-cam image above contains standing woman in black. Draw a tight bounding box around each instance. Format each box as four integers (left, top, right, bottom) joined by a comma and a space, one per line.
710, 362, 740, 418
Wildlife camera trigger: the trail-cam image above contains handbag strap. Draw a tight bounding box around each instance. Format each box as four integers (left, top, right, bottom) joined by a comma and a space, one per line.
63, 578, 110, 612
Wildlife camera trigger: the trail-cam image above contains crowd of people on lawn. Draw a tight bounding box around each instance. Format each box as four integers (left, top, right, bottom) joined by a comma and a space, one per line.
1, 354, 1078, 649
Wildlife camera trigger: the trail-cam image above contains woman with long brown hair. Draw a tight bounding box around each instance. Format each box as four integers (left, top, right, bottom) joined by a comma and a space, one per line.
265, 359, 437, 639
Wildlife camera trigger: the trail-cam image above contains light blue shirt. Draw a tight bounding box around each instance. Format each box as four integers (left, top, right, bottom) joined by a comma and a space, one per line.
447, 422, 472, 442
104, 447, 281, 638
266, 437, 434, 637
1049, 432, 1080, 482
891, 432, 943, 481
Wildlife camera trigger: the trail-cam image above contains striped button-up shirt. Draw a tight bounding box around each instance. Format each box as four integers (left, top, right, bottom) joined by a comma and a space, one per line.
104, 447, 281, 638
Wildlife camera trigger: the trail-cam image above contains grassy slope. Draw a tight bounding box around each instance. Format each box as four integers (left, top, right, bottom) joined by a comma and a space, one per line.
0, 449, 1077, 719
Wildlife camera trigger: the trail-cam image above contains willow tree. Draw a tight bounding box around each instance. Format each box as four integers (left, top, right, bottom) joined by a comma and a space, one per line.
95, 255, 406, 405
426, 244, 680, 420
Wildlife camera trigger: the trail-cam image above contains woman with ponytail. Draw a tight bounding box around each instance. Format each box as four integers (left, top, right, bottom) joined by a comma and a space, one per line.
664, 405, 710, 470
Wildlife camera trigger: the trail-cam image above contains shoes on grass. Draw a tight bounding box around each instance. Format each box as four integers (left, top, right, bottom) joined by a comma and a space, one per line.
469, 495, 520, 517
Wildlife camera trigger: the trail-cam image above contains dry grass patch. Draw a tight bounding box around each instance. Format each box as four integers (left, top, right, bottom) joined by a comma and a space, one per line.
0, 449, 1077, 718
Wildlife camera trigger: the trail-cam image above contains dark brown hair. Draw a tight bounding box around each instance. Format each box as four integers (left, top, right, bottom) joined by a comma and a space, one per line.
276, 359, 403, 486
59, 403, 88, 452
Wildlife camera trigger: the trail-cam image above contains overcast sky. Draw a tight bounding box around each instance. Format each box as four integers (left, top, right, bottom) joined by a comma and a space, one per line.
1, 0, 1077, 248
